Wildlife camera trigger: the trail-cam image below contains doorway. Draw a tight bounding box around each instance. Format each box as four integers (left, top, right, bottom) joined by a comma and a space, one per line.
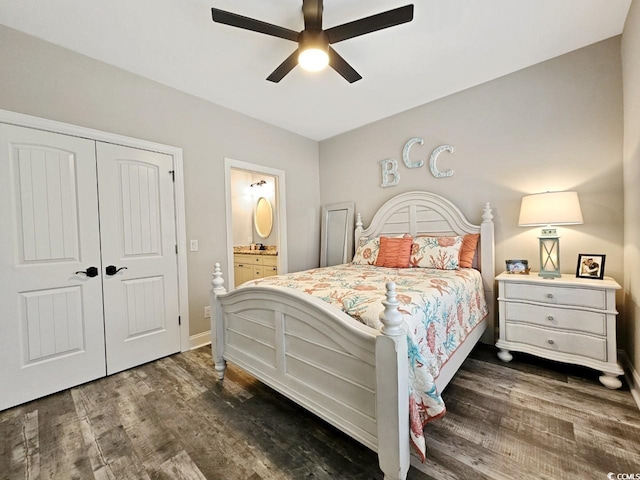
224, 158, 287, 289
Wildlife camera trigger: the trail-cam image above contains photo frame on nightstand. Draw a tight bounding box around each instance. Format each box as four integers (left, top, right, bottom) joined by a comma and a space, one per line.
576, 253, 605, 280
505, 259, 530, 274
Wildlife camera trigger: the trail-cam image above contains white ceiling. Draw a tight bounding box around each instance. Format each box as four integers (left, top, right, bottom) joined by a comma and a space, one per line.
0, 0, 632, 140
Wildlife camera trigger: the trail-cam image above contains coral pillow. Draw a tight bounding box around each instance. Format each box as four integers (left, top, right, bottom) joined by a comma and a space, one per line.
375, 236, 413, 268
459, 234, 479, 268
352, 237, 380, 265
410, 236, 463, 269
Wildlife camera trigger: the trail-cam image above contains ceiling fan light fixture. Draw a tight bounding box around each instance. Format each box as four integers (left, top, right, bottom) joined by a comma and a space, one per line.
298, 47, 329, 71
297, 30, 330, 72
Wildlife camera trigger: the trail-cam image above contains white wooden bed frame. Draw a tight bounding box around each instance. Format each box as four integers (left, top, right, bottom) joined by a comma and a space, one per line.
210, 191, 495, 480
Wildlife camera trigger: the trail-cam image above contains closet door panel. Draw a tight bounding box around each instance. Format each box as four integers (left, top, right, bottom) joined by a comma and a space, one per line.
0, 123, 106, 411
97, 142, 180, 375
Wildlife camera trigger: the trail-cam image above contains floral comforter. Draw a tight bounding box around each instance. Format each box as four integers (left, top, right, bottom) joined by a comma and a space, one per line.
244, 264, 488, 461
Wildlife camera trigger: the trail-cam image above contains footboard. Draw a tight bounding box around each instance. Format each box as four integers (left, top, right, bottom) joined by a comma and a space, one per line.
210, 264, 410, 480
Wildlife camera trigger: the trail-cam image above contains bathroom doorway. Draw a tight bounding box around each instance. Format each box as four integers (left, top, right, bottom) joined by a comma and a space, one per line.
224, 158, 288, 289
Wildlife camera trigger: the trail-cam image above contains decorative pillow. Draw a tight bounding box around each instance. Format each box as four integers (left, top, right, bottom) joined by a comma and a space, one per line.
375, 236, 413, 268
352, 237, 380, 265
459, 234, 479, 268
410, 236, 463, 269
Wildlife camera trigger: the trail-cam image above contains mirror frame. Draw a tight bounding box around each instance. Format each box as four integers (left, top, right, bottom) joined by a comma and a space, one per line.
254, 196, 273, 238
320, 201, 355, 267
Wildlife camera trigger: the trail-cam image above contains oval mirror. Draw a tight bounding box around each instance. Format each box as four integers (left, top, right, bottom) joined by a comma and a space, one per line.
254, 196, 273, 238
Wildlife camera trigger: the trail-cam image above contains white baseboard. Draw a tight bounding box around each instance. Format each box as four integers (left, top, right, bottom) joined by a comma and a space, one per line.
618, 349, 640, 411
189, 331, 211, 350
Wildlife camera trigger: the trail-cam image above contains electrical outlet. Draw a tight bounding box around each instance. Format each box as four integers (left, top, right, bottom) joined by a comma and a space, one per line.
204, 306, 210, 318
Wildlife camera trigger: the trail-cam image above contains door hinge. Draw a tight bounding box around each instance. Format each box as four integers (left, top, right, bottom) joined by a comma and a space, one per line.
169, 170, 175, 182
175, 244, 178, 254
178, 315, 181, 326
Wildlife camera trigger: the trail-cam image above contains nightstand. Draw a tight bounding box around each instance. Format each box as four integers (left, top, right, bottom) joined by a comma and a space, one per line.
495, 272, 623, 389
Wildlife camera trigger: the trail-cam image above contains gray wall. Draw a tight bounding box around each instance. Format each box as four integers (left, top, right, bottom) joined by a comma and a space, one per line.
319, 37, 624, 327
0, 23, 630, 360
622, 0, 640, 379
0, 25, 321, 337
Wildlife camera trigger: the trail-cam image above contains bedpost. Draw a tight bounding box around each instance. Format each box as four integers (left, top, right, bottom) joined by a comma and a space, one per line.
375, 282, 410, 480
354, 213, 364, 249
210, 262, 227, 380
480, 202, 495, 344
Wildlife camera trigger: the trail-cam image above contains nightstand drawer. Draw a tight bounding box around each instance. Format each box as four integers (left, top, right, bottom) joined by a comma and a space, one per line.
505, 323, 606, 362
504, 303, 606, 335
503, 283, 606, 309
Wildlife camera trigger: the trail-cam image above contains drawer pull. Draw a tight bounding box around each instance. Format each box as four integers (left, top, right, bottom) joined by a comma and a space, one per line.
547, 315, 554, 321
547, 339, 555, 345
546, 293, 554, 299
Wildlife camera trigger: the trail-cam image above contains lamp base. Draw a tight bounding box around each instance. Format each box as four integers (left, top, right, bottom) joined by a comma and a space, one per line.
538, 228, 561, 280
538, 271, 561, 279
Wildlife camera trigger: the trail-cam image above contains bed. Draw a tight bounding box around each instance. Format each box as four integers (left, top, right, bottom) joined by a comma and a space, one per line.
210, 191, 495, 480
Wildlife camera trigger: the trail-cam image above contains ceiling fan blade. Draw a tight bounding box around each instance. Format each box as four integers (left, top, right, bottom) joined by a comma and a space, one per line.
211, 8, 299, 42
325, 4, 414, 44
328, 47, 362, 83
266, 50, 299, 83
302, 0, 323, 30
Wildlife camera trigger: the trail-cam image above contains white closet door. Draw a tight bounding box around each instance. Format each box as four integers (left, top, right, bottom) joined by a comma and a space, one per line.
0, 124, 106, 410
96, 142, 180, 375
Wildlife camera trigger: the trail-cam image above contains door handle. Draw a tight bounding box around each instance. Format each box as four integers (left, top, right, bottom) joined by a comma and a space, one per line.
75, 266, 99, 277
106, 265, 128, 276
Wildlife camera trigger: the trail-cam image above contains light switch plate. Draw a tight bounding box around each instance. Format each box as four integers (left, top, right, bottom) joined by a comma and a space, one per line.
190, 239, 198, 251
204, 306, 210, 318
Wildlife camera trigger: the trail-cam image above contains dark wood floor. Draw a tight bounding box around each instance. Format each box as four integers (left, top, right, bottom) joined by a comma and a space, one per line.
2, 344, 639, 480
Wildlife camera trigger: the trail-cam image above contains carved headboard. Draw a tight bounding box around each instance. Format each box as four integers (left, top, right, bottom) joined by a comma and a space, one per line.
354, 191, 495, 342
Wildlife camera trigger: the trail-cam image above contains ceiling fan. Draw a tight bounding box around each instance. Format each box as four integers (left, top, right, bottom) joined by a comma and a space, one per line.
211, 1, 414, 83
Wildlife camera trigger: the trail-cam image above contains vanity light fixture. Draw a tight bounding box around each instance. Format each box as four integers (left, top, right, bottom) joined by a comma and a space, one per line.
518, 191, 583, 279
250, 180, 267, 188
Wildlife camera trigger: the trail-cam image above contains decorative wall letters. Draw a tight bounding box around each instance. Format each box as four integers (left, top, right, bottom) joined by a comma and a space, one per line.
381, 137, 455, 187
402, 137, 425, 168
429, 144, 455, 178
380, 158, 400, 187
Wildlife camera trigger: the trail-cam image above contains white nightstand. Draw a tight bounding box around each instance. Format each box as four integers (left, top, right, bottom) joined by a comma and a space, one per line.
495, 272, 623, 389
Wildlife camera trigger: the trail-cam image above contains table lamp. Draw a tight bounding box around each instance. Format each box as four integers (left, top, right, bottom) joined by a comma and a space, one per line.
518, 191, 583, 279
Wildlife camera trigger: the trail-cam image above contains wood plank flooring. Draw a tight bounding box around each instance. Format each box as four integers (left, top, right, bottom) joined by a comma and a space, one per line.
2, 344, 639, 480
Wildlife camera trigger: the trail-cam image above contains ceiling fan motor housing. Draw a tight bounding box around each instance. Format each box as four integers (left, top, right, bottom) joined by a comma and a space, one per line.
298, 29, 329, 52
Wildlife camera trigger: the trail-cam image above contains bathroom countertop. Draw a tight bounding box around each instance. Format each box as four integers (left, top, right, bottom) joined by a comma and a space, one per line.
233, 246, 278, 256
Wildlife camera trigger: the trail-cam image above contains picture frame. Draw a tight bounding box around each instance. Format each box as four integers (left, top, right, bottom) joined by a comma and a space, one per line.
505, 259, 530, 274
576, 254, 606, 280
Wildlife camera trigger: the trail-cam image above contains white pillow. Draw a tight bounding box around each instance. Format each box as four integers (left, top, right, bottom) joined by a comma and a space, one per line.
352, 237, 380, 265
410, 236, 463, 269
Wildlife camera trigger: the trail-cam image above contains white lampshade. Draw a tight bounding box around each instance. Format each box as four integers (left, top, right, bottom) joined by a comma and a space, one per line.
518, 191, 583, 279
518, 191, 583, 226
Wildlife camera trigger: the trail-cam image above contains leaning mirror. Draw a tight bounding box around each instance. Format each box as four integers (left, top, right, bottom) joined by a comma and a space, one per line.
320, 202, 355, 267
254, 196, 273, 238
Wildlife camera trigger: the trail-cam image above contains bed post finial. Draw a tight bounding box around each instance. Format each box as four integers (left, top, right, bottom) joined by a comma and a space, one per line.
379, 282, 403, 337
354, 213, 364, 250
482, 202, 493, 223
376, 281, 410, 480
211, 262, 226, 295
